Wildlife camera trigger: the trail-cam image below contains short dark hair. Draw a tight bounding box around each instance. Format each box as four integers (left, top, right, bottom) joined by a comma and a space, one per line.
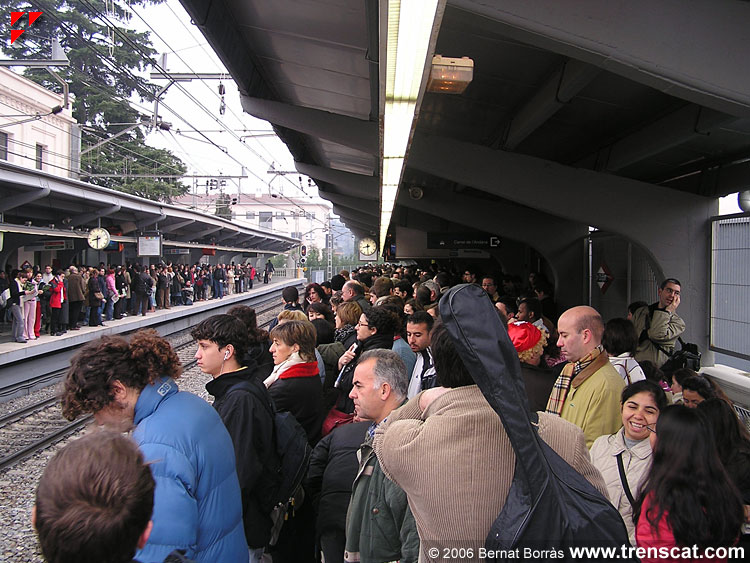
35, 430, 154, 563
395, 280, 413, 295
330, 274, 346, 291
682, 375, 715, 400
372, 276, 394, 298
308, 302, 335, 325
639, 360, 666, 386
362, 306, 399, 337
534, 280, 553, 296
282, 286, 299, 303
431, 322, 473, 388
415, 284, 433, 307
498, 296, 518, 316
621, 379, 668, 411
660, 278, 682, 289
628, 301, 648, 316
435, 271, 451, 289
407, 311, 434, 332
602, 317, 638, 356
672, 367, 699, 386
519, 298, 542, 320
311, 318, 335, 345
191, 314, 249, 361
227, 305, 268, 343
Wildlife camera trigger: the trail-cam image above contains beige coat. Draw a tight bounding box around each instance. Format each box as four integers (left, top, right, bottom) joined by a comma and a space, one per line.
590, 427, 652, 544
374, 385, 607, 563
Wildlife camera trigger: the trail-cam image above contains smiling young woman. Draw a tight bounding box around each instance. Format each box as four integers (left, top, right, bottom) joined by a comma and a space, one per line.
589, 380, 668, 543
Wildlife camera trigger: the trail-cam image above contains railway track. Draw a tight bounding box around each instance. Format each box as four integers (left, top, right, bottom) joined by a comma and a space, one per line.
0, 298, 282, 473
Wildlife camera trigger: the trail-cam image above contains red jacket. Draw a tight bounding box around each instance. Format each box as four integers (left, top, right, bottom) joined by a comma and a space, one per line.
49, 279, 65, 309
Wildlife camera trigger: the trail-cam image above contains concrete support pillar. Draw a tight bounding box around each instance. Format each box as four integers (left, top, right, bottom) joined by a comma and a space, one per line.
407, 133, 717, 349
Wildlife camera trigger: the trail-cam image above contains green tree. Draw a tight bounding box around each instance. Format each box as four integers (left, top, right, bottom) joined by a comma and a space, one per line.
271, 254, 288, 268
2, 0, 187, 202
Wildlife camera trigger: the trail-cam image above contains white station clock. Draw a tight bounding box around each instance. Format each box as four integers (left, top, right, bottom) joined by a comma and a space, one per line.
88, 227, 111, 250
358, 237, 377, 261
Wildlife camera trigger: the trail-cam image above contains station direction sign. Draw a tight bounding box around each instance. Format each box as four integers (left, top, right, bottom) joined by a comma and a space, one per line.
426, 232, 501, 250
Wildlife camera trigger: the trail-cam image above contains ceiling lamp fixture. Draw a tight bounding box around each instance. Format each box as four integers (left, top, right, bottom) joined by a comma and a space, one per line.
426, 55, 474, 94
379, 0, 446, 252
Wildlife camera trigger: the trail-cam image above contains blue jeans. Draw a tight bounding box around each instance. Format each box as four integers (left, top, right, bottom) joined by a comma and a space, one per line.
10, 304, 25, 341
213, 279, 223, 298
105, 297, 114, 321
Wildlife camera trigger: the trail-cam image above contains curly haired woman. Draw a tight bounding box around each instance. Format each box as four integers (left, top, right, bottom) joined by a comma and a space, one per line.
61, 329, 247, 563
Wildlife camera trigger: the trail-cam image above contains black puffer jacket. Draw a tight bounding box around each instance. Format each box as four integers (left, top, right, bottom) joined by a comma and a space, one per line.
305, 421, 369, 537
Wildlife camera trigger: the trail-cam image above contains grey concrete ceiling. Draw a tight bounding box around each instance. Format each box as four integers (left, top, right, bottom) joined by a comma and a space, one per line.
179, 0, 750, 239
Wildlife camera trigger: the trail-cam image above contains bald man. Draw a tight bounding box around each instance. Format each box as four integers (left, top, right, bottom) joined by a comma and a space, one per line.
546, 306, 624, 447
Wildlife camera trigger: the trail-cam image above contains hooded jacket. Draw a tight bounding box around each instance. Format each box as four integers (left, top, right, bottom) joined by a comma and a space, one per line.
132, 378, 247, 563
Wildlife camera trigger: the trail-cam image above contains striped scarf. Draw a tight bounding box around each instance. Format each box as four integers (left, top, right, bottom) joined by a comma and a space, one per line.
546, 345, 605, 415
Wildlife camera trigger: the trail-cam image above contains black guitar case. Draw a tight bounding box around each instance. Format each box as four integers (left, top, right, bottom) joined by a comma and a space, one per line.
439, 284, 632, 561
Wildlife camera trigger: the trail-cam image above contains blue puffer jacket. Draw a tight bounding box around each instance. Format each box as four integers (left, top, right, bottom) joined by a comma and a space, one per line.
132, 378, 248, 563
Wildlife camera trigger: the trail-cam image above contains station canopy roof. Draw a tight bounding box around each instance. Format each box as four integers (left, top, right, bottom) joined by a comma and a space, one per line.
178, 0, 750, 239
0, 161, 298, 253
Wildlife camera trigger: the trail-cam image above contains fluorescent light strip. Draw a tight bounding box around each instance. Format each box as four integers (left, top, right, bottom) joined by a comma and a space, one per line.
380, 0, 440, 251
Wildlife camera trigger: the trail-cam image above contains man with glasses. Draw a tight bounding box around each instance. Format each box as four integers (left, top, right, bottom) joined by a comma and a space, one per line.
462, 265, 478, 285
480, 275, 500, 303
632, 278, 686, 368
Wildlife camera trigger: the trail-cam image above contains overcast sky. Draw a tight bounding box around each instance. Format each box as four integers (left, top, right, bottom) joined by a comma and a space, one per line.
128, 0, 325, 205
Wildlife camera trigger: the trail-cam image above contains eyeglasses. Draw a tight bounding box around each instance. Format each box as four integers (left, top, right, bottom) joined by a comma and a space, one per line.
356, 321, 370, 328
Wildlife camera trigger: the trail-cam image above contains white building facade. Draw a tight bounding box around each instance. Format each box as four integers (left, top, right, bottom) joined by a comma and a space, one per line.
173, 192, 334, 251
0, 68, 77, 178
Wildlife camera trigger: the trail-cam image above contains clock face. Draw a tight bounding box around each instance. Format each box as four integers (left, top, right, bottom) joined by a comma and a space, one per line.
359, 237, 377, 256
88, 227, 111, 250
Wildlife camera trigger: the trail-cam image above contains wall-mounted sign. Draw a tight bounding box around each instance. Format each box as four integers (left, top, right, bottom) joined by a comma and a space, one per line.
24, 240, 75, 251
596, 262, 614, 294
165, 248, 191, 255
138, 235, 162, 257
426, 232, 501, 250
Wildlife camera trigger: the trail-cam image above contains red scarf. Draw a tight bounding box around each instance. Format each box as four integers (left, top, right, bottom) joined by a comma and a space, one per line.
278, 361, 319, 380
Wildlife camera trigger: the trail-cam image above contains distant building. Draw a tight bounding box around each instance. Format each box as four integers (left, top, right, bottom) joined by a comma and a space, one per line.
173, 191, 341, 251
0, 68, 77, 179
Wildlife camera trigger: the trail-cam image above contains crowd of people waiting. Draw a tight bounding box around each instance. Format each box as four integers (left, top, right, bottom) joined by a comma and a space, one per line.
31, 262, 750, 563
0, 261, 264, 343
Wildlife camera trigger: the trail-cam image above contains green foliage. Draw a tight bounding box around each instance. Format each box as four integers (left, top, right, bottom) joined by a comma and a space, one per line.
2, 0, 187, 201
270, 254, 288, 268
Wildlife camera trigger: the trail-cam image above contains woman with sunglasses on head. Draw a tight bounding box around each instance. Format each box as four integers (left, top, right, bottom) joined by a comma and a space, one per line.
634, 405, 744, 562
590, 380, 667, 544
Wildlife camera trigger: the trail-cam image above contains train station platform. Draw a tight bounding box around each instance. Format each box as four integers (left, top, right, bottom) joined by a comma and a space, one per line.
0, 277, 304, 401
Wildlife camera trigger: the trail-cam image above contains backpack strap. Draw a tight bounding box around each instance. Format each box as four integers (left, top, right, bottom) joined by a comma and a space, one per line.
638, 303, 675, 359
227, 378, 276, 419
616, 451, 635, 511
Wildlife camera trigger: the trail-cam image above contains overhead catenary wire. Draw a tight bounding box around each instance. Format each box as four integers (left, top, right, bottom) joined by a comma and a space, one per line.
81, 0, 312, 199
14, 1, 333, 230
